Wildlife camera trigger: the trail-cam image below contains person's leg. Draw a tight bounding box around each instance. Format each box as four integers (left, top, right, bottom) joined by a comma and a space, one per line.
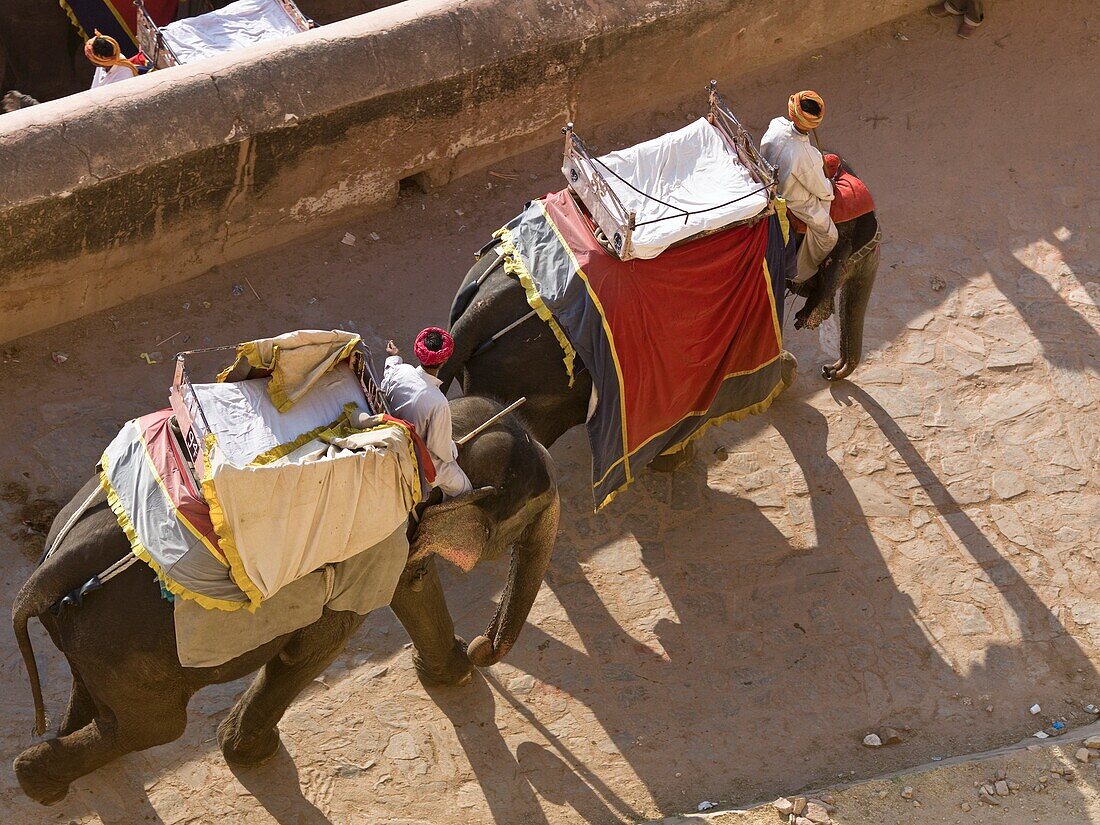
928, 0, 963, 18
794, 218, 838, 283
958, 0, 984, 37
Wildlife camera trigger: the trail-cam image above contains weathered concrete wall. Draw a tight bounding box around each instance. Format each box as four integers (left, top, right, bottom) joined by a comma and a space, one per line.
0, 0, 926, 343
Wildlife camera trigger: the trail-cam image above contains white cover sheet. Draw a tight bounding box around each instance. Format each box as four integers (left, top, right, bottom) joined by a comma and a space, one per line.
161, 0, 302, 63
191, 366, 367, 468
596, 117, 769, 259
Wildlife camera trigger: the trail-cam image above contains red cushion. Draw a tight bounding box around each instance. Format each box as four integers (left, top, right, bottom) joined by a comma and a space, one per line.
788, 154, 874, 233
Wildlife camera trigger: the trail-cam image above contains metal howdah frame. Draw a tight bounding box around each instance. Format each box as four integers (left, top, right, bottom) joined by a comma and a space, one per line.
134, 0, 314, 70
562, 80, 778, 261
168, 340, 386, 481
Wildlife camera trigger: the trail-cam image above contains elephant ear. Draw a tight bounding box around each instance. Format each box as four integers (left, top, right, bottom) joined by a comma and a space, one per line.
407, 487, 496, 572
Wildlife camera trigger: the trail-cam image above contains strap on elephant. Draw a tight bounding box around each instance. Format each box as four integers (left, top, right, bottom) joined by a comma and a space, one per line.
52, 554, 141, 615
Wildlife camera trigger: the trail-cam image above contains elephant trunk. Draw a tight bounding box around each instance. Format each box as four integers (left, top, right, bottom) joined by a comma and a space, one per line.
467, 493, 559, 668
827, 243, 880, 381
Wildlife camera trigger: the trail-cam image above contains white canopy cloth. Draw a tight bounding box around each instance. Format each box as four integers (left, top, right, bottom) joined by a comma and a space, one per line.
593, 117, 770, 259
190, 366, 366, 468
160, 0, 303, 63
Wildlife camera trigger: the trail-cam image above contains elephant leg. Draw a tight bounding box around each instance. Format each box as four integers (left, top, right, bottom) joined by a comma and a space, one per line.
58, 673, 96, 736
14, 699, 187, 806
649, 440, 697, 473
390, 558, 473, 687
218, 609, 362, 767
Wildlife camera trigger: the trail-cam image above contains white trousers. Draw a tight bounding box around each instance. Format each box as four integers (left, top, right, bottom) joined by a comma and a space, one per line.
792, 207, 838, 283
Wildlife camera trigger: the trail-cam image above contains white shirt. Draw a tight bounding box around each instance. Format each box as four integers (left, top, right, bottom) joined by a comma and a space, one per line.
90, 65, 134, 89
760, 117, 834, 227
381, 356, 472, 498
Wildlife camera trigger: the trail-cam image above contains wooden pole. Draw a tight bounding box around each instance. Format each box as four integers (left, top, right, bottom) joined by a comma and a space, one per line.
455, 397, 527, 446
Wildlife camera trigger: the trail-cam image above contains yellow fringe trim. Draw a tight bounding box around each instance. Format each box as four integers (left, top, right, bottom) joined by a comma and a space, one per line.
200, 433, 264, 610
494, 226, 576, 387
773, 196, 790, 245
98, 450, 247, 612
594, 372, 789, 512
217, 337, 362, 413
58, 0, 89, 41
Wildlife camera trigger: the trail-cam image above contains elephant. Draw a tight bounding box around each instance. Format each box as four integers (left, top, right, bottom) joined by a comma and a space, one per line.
12, 395, 559, 806
439, 202, 879, 451
0, 0, 404, 105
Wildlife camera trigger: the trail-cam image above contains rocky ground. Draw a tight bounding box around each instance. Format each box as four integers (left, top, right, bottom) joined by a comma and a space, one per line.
0, 0, 1096, 823
648, 725, 1100, 825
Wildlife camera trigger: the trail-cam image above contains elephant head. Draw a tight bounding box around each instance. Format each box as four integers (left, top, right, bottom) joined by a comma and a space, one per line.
408, 396, 559, 668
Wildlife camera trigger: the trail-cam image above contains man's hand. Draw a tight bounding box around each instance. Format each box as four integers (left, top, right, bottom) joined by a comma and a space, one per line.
386, 340, 400, 356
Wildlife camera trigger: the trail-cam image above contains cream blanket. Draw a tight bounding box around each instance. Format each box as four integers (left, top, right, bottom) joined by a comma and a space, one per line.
205, 420, 419, 605
174, 520, 409, 667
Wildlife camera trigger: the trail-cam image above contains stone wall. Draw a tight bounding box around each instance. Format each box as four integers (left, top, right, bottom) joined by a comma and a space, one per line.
0, 0, 926, 343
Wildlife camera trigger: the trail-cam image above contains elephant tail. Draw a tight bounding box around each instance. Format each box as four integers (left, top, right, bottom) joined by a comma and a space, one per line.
12, 571, 53, 736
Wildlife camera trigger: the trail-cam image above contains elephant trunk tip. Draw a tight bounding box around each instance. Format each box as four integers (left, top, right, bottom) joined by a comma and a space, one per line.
467, 634, 508, 668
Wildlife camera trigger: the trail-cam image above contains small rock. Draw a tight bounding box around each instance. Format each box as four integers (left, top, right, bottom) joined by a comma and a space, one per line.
912, 800, 921, 808
696, 801, 716, 812
877, 790, 888, 799
900, 786, 913, 800
930, 274, 947, 291
961, 802, 972, 812
1039, 775, 1050, 783
774, 798, 794, 816
994, 769, 1007, 781
818, 793, 835, 805
981, 784, 996, 796
994, 780, 1009, 797
804, 801, 830, 823
985, 704, 994, 712
881, 727, 903, 745
810, 798, 836, 814
862, 733, 882, 748
1008, 781, 1020, 791
791, 797, 808, 816
1075, 748, 1091, 764
1084, 735, 1100, 749
978, 791, 999, 806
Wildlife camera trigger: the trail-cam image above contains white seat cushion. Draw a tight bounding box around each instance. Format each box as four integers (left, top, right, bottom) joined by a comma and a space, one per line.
595, 117, 769, 259
161, 0, 303, 63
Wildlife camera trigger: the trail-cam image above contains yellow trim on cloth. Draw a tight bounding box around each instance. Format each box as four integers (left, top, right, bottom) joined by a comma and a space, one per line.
58, 0, 90, 40
494, 225, 577, 387
98, 451, 247, 612
200, 433, 265, 610
216, 332, 361, 412
595, 370, 788, 511
203, 409, 422, 607
773, 196, 790, 245
534, 199, 634, 489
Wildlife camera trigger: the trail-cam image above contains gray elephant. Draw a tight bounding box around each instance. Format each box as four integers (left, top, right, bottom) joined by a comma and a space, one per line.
440, 205, 879, 451
12, 395, 559, 805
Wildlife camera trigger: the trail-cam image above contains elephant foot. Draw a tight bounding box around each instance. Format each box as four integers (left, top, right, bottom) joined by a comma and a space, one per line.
413, 636, 474, 687
779, 350, 798, 390
218, 721, 282, 768
649, 440, 697, 473
14, 743, 71, 806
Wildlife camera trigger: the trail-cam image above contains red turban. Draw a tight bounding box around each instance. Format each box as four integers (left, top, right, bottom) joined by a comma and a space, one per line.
414, 327, 454, 366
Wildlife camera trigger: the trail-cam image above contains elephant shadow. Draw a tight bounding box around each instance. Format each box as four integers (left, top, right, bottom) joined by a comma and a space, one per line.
437, 384, 1097, 817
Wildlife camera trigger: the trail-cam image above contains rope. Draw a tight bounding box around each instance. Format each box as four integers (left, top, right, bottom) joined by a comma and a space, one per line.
591, 157, 770, 228
41, 485, 104, 564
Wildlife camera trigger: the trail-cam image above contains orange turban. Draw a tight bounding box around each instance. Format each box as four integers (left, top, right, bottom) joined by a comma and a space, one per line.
84, 31, 139, 77
788, 90, 825, 131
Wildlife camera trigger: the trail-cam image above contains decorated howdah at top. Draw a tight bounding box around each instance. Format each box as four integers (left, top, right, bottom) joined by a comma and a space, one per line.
100, 330, 430, 611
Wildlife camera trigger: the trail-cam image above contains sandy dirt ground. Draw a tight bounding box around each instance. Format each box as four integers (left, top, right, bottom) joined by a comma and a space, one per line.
649, 724, 1100, 825
0, 0, 1097, 823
